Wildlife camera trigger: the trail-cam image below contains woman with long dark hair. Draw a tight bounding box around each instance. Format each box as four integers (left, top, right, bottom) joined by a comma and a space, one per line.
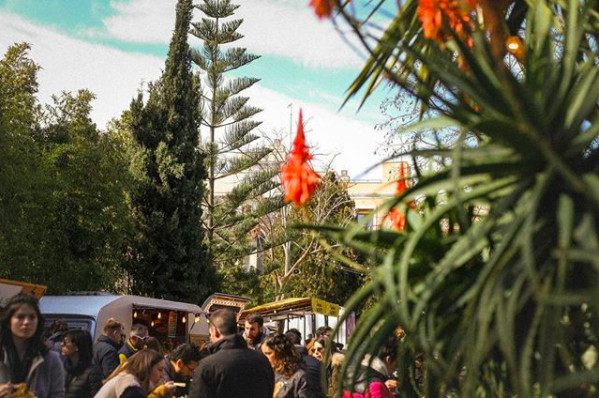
0, 293, 65, 398
95, 349, 175, 398
261, 334, 309, 398
62, 330, 93, 398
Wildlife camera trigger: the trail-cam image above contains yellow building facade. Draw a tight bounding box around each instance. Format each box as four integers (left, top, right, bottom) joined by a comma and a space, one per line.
344, 160, 409, 229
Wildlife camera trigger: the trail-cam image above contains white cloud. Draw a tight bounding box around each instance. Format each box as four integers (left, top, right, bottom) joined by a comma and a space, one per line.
0, 11, 164, 128
235, 0, 364, 69
0, 10, 384, 178
246, 84, 385, 178
102, 0, 174, 43
102, 0, 364, 69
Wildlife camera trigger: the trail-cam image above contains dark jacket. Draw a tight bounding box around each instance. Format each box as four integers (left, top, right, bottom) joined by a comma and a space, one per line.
64, 359, 93, 398
299, 353, 326, 398
117, 340, 139, 363
90, 335, 121, 395
274, 369, 310, 398
189, 334, 274, 398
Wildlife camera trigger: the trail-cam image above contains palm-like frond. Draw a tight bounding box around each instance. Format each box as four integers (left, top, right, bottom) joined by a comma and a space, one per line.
316, 0, 599, 396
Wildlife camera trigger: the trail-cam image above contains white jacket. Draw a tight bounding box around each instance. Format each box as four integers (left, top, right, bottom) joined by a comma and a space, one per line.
93, 373, 140, 398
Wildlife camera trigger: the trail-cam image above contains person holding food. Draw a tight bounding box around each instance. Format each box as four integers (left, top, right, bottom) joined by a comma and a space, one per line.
95, 349, 175, 398
0, 293, 65, 398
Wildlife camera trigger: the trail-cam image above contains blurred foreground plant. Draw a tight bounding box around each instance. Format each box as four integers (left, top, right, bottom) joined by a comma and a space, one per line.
308, 0, 599, 396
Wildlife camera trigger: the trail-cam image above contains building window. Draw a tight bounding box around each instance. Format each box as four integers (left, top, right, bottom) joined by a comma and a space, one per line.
356, 211, 374, 230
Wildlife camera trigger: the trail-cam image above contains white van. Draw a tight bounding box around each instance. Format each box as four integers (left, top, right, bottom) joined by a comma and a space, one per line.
39, 293, 202, 345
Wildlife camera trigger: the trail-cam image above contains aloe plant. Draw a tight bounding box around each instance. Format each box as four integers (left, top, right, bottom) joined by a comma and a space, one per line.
314, 0, 599, 396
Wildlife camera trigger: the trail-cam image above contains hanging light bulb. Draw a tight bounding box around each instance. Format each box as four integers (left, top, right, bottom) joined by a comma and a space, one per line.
133, 311, 138, 319
505, 36, 524, 61
157, 312, 162, 320
182, 316, 187, 324
151, 320, 155, 327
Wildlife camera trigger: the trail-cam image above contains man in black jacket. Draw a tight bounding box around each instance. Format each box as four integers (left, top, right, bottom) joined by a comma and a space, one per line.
89, 318, 124, 395
190, 309, 274, 398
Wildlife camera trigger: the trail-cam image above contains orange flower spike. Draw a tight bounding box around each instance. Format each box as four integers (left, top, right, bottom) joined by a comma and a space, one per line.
395, 162, 408, 195
418, 0, 478, 45
389, 162, 410, 231
418, 0, 444, 41
281, 110, 320, 207
388, 207, 407, 231
309, 0, 335, 19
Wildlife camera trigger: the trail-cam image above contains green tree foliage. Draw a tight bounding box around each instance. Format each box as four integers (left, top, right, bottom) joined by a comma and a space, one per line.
127, 0, 214, 303
283, 172, 365, 304
0, 43, 40, 131
255, 171, 365, 305
0, 43, 131, 292
190, 0, 284, 270
0, 43, 47, 280
37, 90, 132, 291
316, 1, 599, 396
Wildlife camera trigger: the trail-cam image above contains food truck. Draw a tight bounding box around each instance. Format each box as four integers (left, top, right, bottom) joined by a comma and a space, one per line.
239, 297, 355, 347
39, 293, 202, 346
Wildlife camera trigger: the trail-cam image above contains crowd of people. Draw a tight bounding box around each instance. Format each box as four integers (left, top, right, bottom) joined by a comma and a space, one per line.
0, 293, 403, 398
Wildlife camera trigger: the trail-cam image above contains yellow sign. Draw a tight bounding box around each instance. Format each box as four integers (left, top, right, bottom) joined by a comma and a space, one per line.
311, 298, 339, 317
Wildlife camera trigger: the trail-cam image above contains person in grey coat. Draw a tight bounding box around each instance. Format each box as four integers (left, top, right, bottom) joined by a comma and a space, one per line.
0, 293, 65, 398
261, 334, 310, 398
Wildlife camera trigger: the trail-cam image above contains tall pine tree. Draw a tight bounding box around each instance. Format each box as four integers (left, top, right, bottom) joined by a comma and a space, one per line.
191, 0, 284, 269
127, 0, 214, 303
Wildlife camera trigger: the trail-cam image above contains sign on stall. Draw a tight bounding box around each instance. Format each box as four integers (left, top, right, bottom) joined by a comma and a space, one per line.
311, 298, 340, 317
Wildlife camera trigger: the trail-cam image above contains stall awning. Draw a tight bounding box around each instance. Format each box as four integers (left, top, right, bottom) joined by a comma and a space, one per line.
239, 297, 340, 322
0, 278, 47, 305
131, 299, 201, 314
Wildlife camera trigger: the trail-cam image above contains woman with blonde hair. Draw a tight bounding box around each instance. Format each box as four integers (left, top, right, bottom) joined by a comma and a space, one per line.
261, 334, 309, 398
94, 349, 175, 398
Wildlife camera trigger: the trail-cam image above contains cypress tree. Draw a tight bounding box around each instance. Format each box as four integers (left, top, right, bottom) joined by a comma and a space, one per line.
127, 0, 215, 302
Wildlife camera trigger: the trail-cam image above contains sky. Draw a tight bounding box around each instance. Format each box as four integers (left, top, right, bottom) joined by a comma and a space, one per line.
0, 0, 395, 179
